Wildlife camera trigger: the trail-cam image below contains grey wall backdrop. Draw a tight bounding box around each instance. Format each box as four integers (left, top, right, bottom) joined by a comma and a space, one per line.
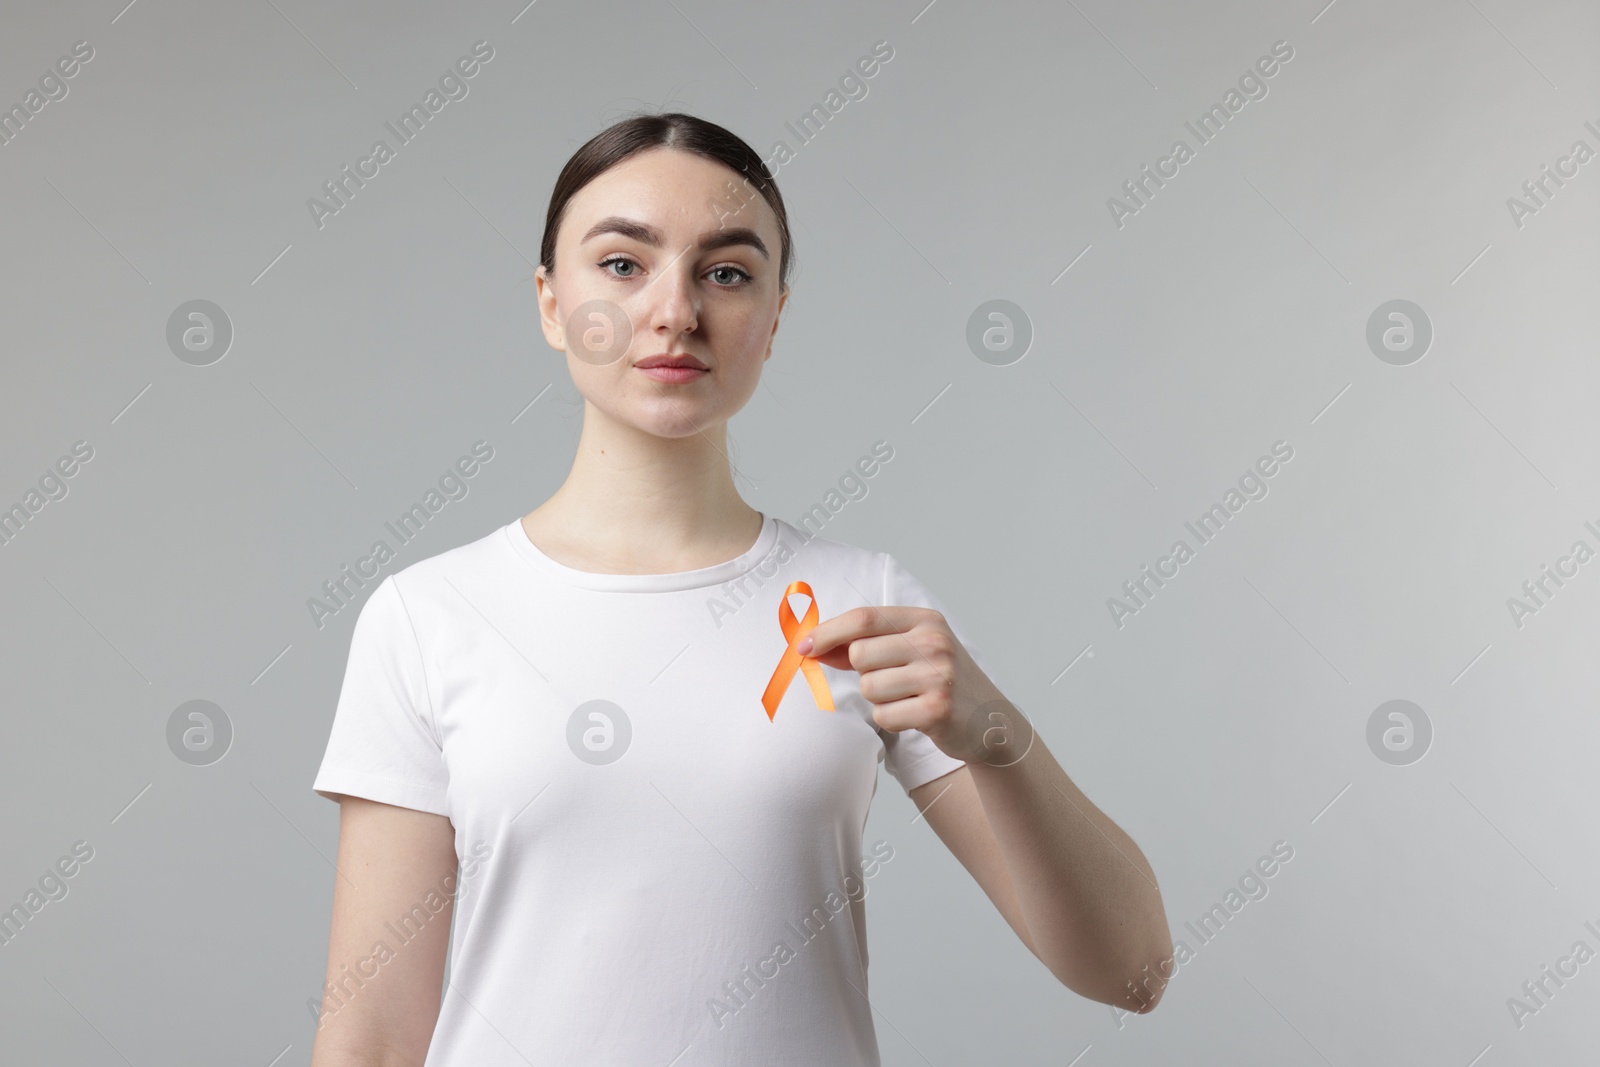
2, 0, 1597, 1063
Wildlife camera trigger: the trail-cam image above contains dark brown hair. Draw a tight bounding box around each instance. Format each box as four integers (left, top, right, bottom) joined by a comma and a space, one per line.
539, 111, 793, 292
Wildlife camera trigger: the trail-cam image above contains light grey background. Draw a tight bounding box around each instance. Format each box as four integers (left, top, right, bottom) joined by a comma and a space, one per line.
2, 0, 1597, 1064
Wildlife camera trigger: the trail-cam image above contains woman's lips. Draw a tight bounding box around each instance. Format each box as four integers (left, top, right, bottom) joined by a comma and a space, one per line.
636, 365, 709, 383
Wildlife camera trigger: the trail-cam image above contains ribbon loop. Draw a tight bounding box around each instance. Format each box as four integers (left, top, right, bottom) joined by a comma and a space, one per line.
760, 580, 835, 721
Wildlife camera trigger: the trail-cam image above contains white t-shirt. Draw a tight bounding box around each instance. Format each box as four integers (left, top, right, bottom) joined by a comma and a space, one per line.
312, 513, 992, 1066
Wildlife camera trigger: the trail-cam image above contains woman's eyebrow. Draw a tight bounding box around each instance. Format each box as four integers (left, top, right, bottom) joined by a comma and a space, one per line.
580, 216, 769, 259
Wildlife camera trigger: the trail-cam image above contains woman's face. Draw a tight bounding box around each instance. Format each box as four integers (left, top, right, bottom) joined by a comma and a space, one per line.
536, 147, 788, 439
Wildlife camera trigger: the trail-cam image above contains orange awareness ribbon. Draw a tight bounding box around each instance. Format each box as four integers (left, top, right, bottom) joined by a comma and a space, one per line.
760, 580, 835, 721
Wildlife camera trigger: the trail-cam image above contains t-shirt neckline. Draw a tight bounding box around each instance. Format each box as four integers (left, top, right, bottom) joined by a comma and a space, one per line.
503, 512, 781, 593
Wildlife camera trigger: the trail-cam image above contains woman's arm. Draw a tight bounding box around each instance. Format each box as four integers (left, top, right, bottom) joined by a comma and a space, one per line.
911, 751, 1172, 1013
309, 796, 458, 1067
801, 606, 1172, 1013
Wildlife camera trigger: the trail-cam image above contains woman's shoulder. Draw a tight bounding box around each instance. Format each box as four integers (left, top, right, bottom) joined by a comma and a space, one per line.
767, 516, 900, 602
380, 517, 516, 601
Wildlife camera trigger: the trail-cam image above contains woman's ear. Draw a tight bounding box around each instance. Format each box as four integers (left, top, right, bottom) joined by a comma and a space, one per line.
535, 265, 566, 352
764, 285, 789, 360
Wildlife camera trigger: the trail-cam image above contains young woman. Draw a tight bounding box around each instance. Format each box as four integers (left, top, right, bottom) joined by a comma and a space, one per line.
309, 112, 1170, 1066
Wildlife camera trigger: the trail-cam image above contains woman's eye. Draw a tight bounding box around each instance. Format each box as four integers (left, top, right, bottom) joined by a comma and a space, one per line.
601, 257, 749, 286
709, 265, 752, 286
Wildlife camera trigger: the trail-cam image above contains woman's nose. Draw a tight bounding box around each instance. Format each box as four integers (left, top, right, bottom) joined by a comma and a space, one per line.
642, 259, 700, 334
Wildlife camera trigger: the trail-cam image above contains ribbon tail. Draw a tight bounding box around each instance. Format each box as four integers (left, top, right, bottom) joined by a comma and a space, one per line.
761, 650, 799, 721
799, 655, 835, 711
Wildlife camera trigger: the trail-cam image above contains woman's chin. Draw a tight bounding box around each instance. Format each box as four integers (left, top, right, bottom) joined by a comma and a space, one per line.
629, 406, 727, 439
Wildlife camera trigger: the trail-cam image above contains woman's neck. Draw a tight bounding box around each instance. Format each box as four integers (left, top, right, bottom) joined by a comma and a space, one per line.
520, 407, 762, 575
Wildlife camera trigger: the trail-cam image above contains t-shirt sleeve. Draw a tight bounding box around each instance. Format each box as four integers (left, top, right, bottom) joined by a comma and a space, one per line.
877, 551, 997, 794
312, 574, 451, 817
